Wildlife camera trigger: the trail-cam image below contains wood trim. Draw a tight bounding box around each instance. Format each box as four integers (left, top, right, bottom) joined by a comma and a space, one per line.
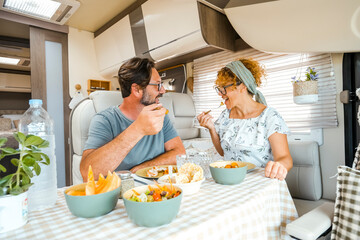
94, 0, 147, 37
29, 26, 71, 186
197, 2, 238, 52
0, 10, 69, 34
0, 36, 30, 48
30, 27, 47, 107
0, 68, 30, 75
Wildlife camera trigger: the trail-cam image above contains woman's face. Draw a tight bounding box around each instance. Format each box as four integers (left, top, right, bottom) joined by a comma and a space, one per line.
217, 81, 240, 109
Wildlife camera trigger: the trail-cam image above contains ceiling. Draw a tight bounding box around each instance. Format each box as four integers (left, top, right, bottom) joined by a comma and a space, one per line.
0, 0, 138, 72
66, 0, 137, 33
0, 0, 230, 72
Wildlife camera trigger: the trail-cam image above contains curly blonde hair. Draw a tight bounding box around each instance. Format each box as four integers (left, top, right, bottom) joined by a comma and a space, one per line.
215, 58, 266, 91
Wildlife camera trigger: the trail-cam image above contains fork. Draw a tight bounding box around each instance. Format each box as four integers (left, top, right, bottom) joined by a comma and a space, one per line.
204, 102, 224, 114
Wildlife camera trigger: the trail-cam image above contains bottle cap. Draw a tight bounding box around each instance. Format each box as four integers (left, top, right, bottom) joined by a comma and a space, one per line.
116, 170, 132, 180
29, 99, 43, 105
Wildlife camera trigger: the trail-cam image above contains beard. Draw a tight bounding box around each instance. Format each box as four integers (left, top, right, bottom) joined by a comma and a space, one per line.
140, 88, 163, 106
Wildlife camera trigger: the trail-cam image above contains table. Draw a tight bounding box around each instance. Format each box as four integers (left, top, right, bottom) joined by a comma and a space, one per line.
1, 169, 298, 240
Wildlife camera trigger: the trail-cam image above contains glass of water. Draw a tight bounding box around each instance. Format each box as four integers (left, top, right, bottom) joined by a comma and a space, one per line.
176, 153, 214, 179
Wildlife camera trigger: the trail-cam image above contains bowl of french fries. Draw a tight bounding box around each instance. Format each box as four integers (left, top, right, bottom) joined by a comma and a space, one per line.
123, 183, 182, 227
64, 166, 121, 218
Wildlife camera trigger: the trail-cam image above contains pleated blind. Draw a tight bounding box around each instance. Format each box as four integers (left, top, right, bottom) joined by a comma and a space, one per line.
193, 48, 338, 131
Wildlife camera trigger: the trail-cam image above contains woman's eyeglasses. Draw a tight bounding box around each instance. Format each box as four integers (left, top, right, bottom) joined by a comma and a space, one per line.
148, 82, 163, 91
214, 81, 241, 95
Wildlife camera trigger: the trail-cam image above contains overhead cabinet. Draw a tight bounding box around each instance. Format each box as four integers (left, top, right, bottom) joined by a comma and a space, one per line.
94, 15, 136, 79
94, 0, 240, 78
0, 72, 31, 93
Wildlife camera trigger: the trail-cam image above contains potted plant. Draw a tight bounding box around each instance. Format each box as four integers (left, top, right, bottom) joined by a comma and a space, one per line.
292, 67, 319, 104
0, 132, 49, 233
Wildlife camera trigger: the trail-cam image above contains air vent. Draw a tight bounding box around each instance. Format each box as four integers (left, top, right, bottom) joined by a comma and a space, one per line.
20, 59, 30, 67
0, 0, 80, 25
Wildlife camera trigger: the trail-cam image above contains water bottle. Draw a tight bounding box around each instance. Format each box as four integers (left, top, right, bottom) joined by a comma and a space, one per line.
19, 99, 57, 211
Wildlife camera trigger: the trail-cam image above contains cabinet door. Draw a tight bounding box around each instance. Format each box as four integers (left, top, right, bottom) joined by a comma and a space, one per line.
94, 15, 136, 78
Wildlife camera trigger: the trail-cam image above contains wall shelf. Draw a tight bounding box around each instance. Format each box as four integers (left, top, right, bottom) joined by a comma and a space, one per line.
87, 79, 111, 95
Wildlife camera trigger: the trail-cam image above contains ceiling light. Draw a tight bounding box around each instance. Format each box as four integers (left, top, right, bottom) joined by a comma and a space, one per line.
0, 56, 20, 65
0, 0, 80, 25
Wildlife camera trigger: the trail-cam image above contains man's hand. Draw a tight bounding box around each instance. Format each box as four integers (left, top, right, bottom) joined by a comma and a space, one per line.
197, 112, 215, 130
134, 103, 166, 136
264, 161, 288, 181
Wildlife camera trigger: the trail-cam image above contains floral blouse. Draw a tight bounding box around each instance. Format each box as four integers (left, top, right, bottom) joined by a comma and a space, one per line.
214, 107, 289, 167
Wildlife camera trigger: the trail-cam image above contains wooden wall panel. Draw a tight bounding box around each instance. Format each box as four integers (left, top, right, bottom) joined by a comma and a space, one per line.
29, 26, 71, 186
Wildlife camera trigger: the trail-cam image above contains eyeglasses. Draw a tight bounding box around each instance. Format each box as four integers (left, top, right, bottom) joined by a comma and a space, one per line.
214, 81, 241, 95
148, 82, 163, 91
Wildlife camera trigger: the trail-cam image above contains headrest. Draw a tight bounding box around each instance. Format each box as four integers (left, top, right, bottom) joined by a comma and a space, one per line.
90, 91, 123, 113
163, 92, 196, 117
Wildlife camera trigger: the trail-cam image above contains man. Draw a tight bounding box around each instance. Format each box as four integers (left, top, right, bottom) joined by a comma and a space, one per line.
80, 57, 186, 181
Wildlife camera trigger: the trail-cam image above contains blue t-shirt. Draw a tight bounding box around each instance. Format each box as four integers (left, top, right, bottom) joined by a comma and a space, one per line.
84, 106, 178, 170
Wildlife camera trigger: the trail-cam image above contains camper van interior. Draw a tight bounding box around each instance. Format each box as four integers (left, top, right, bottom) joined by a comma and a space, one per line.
0, 0, 360, 239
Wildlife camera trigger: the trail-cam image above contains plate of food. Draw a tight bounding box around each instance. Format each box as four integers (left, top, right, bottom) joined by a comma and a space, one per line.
135, 165, 178, 179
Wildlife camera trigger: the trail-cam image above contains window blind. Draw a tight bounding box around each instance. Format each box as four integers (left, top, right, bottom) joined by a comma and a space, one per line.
192, 48, 338, 131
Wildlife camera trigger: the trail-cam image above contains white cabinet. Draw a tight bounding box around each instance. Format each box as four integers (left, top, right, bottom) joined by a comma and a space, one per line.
141, 0, 207, 62
94, 15, 136, 79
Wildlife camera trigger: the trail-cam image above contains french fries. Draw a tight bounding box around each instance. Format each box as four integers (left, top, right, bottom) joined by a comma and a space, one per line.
67, 166, 121, 196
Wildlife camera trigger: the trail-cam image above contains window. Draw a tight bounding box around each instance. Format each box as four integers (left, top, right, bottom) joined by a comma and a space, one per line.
192, 48, 338, 132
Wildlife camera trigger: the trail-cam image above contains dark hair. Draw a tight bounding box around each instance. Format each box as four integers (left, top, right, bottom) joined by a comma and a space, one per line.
118, 57, 155, 98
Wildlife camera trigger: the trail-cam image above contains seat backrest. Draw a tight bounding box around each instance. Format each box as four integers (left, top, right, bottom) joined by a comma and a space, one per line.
160, 92, 199, 140
286, 141, 322, 201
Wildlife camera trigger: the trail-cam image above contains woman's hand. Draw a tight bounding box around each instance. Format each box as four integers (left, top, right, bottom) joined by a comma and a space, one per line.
197, 112, 215, 130
264, 161, 288, 181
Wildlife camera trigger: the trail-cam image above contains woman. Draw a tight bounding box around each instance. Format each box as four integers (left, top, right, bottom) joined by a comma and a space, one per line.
197, 58, 292, 180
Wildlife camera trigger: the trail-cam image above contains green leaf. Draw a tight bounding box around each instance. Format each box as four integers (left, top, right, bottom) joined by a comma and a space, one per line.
29, 153, 42, 161
10, 158, 19, 167
20, 183, 33, 192
0, 174, 13, 187
0, 164, 6, 173
40, 153, 50, 165
22, 156, 35, 167
31, 145, 40, 152
33, 162, 41, 175
24, 135, 44, 147
9, 186, 25, 195
16, 132, 26, 144
22, 165, 33, 178
20, 172, 30, 185
0, 138, 7, 147
38, 140, 49, 148
1, 147, 17, 154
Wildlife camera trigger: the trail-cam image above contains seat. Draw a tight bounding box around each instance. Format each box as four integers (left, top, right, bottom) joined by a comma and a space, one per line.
69, 91, 123, 185
69, 91, 199, 185
285, 141, 335, 239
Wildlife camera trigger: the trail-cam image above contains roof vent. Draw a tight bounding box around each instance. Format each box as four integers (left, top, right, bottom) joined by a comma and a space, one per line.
0, 0, 80, 25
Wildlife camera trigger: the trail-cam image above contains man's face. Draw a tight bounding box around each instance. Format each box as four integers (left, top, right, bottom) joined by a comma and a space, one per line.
140, 68, 165, 106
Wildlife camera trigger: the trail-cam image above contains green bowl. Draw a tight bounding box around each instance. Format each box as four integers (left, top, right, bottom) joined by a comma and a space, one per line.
210, 161, 248, 185
123, 184, 182, 227
64, 183, 120, 218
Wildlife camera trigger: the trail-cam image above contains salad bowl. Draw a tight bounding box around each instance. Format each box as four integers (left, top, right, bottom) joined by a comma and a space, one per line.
123, 184, 182, 227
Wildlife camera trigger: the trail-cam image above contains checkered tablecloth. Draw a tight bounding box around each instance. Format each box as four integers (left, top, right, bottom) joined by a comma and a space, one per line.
1, 169, 298, 240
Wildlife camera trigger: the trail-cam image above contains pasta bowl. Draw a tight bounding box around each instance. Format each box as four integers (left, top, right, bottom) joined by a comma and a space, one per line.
210, 161, 248, 185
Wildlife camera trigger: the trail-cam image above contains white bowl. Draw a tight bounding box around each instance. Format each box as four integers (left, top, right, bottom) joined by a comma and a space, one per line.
158, 174, 205, 196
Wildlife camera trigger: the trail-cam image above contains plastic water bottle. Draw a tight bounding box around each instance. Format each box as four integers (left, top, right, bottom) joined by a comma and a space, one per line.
19, 99, 57, 211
